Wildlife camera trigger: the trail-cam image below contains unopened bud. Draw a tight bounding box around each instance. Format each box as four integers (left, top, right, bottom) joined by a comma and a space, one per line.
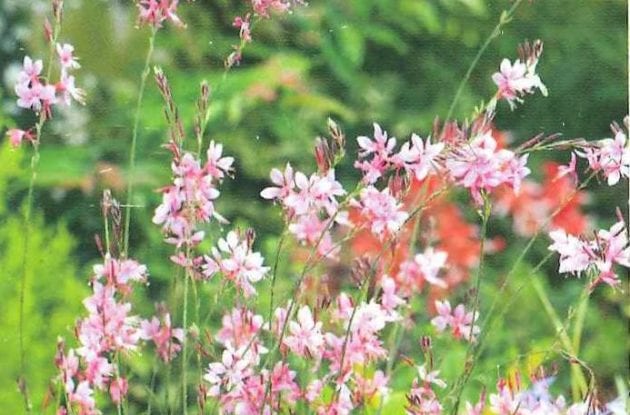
314, 137, 331, 173
44, 18, 53, 43
245, 228, 256, 249
420, 335, 432, 352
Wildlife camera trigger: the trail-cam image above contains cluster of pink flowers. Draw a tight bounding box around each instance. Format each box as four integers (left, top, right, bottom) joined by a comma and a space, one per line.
492, 40, 547, 109
202, 230, 269, 296
354, 123, 443, 184
548, 220, 630, 288
431, 300, 480, 342
574, 120, 630, 186
397, 248, 449, 294
55, 255, 182, 414
8, 44, 84, 147
406, 364, 448, 414
153, 141, 234, 250
261, 163, 348, 258
352, 186, 409, 240
229, 1, 303, 66
462, 374, 625, 415
202, 276, 406, 414
137, 0, 185, 28
446, 130, 530, 205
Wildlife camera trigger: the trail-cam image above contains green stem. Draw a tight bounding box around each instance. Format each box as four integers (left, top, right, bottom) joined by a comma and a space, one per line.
449, 198, 490, 414
123, 28, 157, 256
182, 270, 189, 415
530, 276, 588, 399
444, 0, 524, 122
17, 15, 62, 410
18, 150, 37, 414
268, 231, 287, 324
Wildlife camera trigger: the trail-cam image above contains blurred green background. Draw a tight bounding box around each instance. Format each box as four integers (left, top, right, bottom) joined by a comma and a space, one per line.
0, 0, 627, 413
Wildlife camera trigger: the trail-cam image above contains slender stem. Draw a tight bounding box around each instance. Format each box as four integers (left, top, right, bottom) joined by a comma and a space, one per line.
146, 360, 158, 415
182, 267, 190, 415
123, 28, 157, 256
268, 231, 288, 324
18, 151, 37, 413
18, 12, 62, 410
449, 198, 490, 414
444, 0, 525, 122
530, 276, 588, 399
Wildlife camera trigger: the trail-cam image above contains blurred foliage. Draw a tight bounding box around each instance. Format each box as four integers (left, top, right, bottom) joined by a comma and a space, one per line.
0, 142, 87, 414
0, 0, 628, 412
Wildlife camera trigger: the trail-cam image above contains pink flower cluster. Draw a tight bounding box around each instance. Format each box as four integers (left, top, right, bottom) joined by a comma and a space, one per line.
575, 123, 630, 186
446, 131, 530, 205
251, 0, 293, 17
431, 300, 480, 342
202, 230, 269, 296
56, 255, 182, 414
202, 277, 406, 414
8, 45, 84, 147
462, 375, 625, 415
548, 220, 630, 288
229, 1, 301, 66
492, 40, 547, 109
137, 0, 185, 28
261, 163, 347, 258
153, 141, 234, 249
406, 364, 447, 414
397, 247, 448, 295
354, 123, 443, 184
351, 186, 409, 240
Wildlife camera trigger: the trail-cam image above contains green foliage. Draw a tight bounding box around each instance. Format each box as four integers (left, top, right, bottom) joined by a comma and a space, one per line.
0, 143, 86, 413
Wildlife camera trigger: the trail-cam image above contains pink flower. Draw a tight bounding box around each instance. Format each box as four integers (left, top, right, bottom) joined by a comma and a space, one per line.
406, 382, 443, 415
397, 133, 444, 181
353, 186, 409, 239
593, 221, 630, 287
447, 132, 529, 204
233, 15, 252, 43
578, 131, 630, 186
204, 348, 252, 396
251, 0, 292, 18
83, 355, 113, 389
137, 0, 185, 28
206, 140, 235, 180
16, 82, 56, 111
260, 163, 294, 200
548, 229, 590, 275
203, 230, 269, 296
57, 74, 85, 106
56, 43, 80, 71
69, 381, 97, 415
305, 379, 323, 402
140, 312, 184, 362
492, 56, 547, 109
216, 308, 266, 351
354, 123, 397, 183
398, 248, 448, 291
284, 305, 324, 358
379, 276, 405, 315
17, 56, 43, 85
6, 128, 32, 148
431, 300, 479, 342
416, 364, 447, 389
93, 254, 148, 288
154, 144, 231, 247
109, 377, 128, 405
557, 152, 578, 183
354, 370, 389, 403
